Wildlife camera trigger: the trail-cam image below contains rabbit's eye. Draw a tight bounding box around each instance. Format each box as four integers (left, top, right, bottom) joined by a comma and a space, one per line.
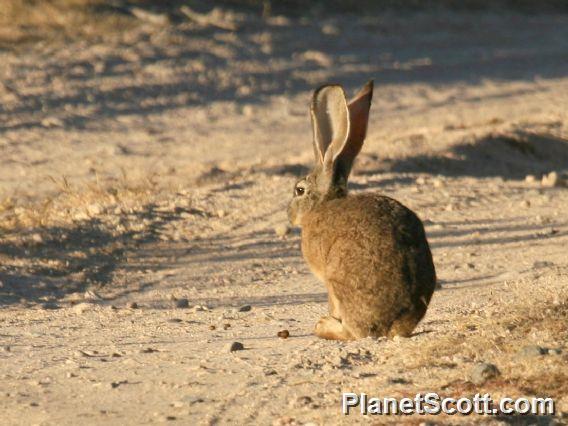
294, 186, 305, 196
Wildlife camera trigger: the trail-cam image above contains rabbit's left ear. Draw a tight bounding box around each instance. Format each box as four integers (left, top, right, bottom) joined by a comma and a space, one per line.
310, 84, 350, 172
333, 80, 374, 181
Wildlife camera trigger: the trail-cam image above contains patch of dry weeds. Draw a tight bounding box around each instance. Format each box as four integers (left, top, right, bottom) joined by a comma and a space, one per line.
434, 292, 567, 401
0, 176, 196, 298
0, 0, 137, 47
0, 175, 158, 231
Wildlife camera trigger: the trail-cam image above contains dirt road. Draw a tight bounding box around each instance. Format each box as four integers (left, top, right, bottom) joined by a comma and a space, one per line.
0, 10, 567, 425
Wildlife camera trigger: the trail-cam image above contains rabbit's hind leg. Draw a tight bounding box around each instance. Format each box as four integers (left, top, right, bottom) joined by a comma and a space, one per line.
327, 289, 341, 319
387, 299, 428, 338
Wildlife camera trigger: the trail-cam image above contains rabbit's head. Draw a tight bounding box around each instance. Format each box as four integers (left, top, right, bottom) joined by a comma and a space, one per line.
288, 81, 374, 226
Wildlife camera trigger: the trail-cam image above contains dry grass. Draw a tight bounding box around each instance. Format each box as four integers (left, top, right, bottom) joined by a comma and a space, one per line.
411, 282, 568, 402
339, 282, 568, 423
3, 0, 568, 48
0, 175, 196, 290
0, 174, 159, 231
0, 0, 137, 47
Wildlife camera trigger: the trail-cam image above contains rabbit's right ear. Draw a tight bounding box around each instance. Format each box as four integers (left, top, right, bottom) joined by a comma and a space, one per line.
310, 85, 350, 173
334, 80, 374, 182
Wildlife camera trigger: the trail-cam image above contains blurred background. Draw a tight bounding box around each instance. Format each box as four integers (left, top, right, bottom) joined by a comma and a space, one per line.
2, 0, 568, 46
2, 0, 568, 199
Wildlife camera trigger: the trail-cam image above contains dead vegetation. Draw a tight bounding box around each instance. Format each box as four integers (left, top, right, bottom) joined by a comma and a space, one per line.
0, 174, 159, 231
332, 279, 568, 424
433, 291, 568, 400
0, 0, 138, 47
0, 175, 155, 299
3, 0, 568, 48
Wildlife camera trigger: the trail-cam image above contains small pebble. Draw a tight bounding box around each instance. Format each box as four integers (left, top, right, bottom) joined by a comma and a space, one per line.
226, 341, 244, 352
209, 325, 216, 330
241, 105, 254, 116
470, 362, 500, 385
38, 377, 52, 385
274, 224, 290, 237
72, 303, 93, 314
321, 23, 340, 36
388, 377, 410, 384
223, 323, 231, 330
289, 395, 313, 408
41, 116, 63, 127
273, 416, 295, 426
433, 178, 444, 188
186, 396, 204, 404
517, 345, 547, 358
277, 330, 290, 339
238, 305, 252, 312
533, 260, 554, 269
167, 318, 183, 323
41, 302, 59, 310
128, 302, 139, 309
84, 290, 102, 301
175, 298, 189, 309
31, 233, 43, 243
415, 176, 427, 185
541, 171, 559, 187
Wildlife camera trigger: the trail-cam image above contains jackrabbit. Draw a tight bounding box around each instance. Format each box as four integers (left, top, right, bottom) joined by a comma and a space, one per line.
288, 81, 436, 340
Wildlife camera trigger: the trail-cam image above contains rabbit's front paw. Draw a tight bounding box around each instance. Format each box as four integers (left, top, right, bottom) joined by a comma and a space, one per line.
314, 316, 353, 340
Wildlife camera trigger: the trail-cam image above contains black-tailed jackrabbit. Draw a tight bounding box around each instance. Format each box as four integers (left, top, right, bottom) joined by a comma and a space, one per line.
288, 81, 436, 340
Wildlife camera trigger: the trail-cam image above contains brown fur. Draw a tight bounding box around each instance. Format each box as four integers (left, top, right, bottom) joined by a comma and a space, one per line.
302, 194, 436, 339
288, 81, 436, 340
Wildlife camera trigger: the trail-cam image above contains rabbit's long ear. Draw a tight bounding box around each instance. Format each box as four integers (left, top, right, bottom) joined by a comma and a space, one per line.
333, 80, 374, 181
310, 84, 350, 172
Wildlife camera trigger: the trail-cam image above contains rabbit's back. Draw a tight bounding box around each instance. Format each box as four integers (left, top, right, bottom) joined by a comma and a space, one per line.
301, 193, 436, 337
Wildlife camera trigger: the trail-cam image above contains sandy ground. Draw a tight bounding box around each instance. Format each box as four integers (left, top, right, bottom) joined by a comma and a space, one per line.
1, 10, 568, 426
